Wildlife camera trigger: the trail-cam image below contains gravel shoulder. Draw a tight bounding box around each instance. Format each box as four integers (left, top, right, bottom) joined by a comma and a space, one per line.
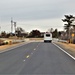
54, 42, 75, 57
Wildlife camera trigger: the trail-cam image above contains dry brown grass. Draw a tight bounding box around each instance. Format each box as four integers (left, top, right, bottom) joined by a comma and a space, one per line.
0, 42, 24, 51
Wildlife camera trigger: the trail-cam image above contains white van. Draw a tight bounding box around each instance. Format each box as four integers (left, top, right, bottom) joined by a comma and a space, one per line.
44, 32, 52, 42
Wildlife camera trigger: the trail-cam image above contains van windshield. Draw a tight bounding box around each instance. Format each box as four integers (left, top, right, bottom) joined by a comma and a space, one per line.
46, 34, 50, 37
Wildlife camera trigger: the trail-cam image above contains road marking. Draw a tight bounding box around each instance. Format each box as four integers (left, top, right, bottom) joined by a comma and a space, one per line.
31, 53, 33, 55
53, 43, 75, 60
26, 55, 30, 58
23, 60, 26, 62
37, 45, 38, 47
34, 48, 36, 50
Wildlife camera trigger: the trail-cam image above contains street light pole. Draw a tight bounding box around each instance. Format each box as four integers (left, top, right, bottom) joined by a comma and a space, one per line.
14, 22, 16, 37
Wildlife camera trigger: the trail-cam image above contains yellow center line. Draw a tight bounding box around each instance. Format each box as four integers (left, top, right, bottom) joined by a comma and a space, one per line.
26, 55, 30, 58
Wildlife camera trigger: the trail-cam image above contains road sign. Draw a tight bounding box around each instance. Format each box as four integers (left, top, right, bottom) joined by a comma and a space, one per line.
72, 34, 74, 37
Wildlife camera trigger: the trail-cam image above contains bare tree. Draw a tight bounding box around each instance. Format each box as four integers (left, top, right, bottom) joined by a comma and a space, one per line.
15, 27, 25, 37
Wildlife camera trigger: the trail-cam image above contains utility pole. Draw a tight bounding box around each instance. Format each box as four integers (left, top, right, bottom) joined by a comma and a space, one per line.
14, 22, 16, 37
11, 17, 13, 35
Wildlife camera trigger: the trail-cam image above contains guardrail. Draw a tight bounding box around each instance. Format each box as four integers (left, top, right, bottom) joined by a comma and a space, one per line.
58, 40, 68, 43
12, 40, 25, 43
52, 38, 68, 43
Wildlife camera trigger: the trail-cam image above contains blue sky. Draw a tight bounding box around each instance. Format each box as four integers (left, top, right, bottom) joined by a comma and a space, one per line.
0, 0, 75, 32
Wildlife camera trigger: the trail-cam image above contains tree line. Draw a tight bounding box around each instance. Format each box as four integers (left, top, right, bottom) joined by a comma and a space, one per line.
0, 28, 61, 38
62, 14, 75, 43
1, 14, 75, 43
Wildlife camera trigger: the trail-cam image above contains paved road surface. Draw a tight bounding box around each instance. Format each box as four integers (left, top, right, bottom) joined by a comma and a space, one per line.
0, 42, 75, 75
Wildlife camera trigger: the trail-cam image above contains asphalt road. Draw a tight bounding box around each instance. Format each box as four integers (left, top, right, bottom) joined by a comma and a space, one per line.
0, 42, 75, 75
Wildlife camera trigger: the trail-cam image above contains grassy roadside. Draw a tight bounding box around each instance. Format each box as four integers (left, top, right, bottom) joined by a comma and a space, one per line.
54, 42, 75, 57
0, 38, 43, 52
0, 42, 27, 52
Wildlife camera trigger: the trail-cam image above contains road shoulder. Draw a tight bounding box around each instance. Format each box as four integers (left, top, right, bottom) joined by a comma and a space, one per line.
53, 42, 75, 57
0, 41, 30, 53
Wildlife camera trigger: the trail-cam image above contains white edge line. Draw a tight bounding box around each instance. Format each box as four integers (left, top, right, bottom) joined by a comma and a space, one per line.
0, 42, 31, 53
53, 42, 75, 61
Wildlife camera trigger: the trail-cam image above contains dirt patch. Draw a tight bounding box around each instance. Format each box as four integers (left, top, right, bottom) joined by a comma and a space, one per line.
54, 42, 75, 57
